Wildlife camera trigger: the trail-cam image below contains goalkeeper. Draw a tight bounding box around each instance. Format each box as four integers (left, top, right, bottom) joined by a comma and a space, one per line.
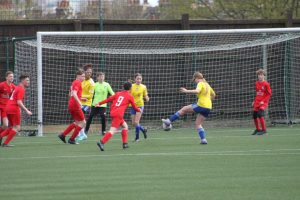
85, 72, 114, 135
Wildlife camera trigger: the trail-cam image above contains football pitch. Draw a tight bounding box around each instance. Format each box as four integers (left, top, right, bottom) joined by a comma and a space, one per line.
0, 126, 300, 200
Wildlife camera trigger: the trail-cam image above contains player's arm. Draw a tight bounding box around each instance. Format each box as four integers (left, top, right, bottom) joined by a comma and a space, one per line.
17, 100, 32, 116
97, 94, 116, 106
71, 89, 82, 107
129, 96, 141, 112
179, 87, 200, 94
143, 86, 150, 102
261, 83, 272, 104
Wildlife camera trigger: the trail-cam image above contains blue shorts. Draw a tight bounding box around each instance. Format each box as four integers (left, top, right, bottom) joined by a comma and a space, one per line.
81, 105, 91, 114
192, 103, 211, 118
130, 106, 144, 115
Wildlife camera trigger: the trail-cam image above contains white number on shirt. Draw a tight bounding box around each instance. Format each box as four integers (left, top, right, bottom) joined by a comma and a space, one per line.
115, 96, 124, 106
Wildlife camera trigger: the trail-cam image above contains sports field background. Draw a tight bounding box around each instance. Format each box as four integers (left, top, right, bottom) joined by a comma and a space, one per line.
0, 126, 299, 200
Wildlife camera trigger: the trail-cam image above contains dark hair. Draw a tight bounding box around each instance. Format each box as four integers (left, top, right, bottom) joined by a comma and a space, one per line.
19, 74, 29, 81
83, 63, 93, 71
123, 82, 132, 91
5, 71, 13, 77
76, 68, 85, 75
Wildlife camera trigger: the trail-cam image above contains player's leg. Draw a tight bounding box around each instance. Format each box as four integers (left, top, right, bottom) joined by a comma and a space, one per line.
136, 107, 147, 139
194, 106, 210, 144
121, 121, 129, 149
97, 117, 122, 151
0, 109, 9, 134
162, 104, 195, 126
2, 114, 20, 147
69, 119, 86, 144
252, 109, 261, 135
257, 109, 267, 135
99, 107, 107, 135
131, 108, 140, 141
59, 108, 78, 143
77, 106, 90, 140
195, 115, 207, 144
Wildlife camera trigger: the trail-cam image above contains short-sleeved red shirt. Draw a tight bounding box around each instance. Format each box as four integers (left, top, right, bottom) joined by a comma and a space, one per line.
253, 80, 272, 109
98, 90, 140, 118
0, 81, 15, 109
68, 80, 82, 110
6, 85, 25, 114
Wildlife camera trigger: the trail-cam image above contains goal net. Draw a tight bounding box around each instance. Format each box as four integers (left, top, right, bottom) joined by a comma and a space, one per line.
14, 29, 300, 135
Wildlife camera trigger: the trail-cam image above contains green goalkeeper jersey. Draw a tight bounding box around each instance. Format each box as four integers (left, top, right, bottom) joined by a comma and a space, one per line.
92, 81, 114, 107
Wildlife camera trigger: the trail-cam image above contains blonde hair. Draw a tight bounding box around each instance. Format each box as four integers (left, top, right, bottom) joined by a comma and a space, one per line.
193, 72, 209, 94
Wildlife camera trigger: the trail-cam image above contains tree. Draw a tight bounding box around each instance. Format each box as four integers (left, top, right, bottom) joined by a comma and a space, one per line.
158, 0, 300, 20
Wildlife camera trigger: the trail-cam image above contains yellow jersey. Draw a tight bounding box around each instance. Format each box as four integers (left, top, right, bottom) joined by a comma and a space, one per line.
81, 78, 95, 106
196, 82, 215, 109
130, 83, 148, 107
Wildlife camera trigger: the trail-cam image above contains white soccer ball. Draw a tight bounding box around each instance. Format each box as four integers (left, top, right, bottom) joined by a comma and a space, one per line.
162, 123, 172, 131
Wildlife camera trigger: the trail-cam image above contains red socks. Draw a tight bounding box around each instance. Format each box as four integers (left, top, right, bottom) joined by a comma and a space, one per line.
63, 123, 76, 136
101, 132, 112, 144
0, 128, 11, 138
254, 117, 266, 131
3, 129, 17, 145
253, 118, 261, 131
121, 129, 128, 144
259, 117, 266, 131
70, 125, 82, 140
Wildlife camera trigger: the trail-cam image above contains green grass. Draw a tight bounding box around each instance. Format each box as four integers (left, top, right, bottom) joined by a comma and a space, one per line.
1, 126, 300, 200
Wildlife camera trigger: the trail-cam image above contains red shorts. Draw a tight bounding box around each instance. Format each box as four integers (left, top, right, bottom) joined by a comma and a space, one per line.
0, 107, 7, 118
253, 104, 268, 111
69, 108, 85, 121
7, 112, 21, 126
111, 117, 125, 129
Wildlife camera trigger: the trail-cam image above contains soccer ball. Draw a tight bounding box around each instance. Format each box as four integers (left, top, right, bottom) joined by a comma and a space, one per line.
162, 123, 172, 131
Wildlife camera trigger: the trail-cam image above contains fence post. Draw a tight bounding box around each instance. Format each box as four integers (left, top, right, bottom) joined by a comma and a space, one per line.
181, 13, 190, 30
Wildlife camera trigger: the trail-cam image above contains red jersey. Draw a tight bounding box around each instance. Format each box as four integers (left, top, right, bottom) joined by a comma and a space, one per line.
98, 90, 140, 118
0, 81, 15, 108
253, 80, 272, 108
6, 85, 25, 114
68, 80, 82, 110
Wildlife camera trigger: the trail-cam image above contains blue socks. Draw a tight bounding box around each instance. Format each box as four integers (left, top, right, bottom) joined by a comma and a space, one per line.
197, 128, 206, 139
135, 125, 145, 140
170, 112, 180, 122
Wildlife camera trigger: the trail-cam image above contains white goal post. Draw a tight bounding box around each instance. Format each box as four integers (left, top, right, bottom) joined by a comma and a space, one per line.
14, 28, 300, 136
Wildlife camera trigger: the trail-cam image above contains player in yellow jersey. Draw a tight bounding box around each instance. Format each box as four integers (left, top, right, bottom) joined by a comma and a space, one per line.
77, 64, 95, 141
162, 72, 215, 144
130, 73, 149, 142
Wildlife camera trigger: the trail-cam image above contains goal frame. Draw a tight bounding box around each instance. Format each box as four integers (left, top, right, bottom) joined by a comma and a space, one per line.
36, 28, 300, 136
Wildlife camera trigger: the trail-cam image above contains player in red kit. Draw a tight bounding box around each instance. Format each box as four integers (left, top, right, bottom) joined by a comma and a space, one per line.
252, 69, 272, 135
96, 82, 141, 151
58, 69, 86, 145
0, 74, 32, 147
0, 71, 15, 136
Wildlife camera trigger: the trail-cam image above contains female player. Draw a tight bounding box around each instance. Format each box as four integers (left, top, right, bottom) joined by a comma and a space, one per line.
162, 72, 215, 144
130, 73, 149, 142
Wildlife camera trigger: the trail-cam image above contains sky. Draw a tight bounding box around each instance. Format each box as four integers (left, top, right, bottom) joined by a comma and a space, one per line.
140, 0, 159, 7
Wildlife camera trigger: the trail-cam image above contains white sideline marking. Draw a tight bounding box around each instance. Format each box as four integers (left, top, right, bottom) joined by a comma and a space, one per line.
1, 149, 300, 160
